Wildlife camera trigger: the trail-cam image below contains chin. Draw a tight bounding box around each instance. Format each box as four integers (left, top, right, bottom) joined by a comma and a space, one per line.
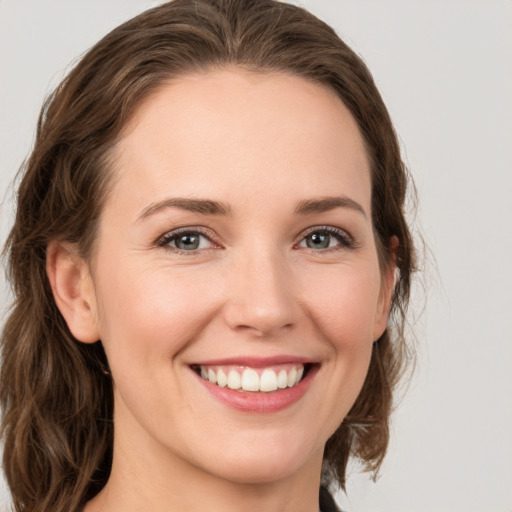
205, 456, 306, 485
195, 430, 323, 485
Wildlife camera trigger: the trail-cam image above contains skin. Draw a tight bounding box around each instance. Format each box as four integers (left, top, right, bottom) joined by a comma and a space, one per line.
47, 68, 395, 512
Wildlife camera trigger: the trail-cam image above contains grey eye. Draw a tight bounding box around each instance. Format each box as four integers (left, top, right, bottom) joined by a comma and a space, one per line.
298, 228, 353, 251
174, 233, 202, 250
163, 231, 214, 251
158, 228, 217, 254
303, 231, 338, 250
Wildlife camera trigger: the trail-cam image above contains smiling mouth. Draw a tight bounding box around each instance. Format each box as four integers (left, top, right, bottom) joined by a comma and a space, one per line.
190, 363, 313, 393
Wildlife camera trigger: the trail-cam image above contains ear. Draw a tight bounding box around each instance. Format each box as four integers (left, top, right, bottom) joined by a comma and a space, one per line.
373, 236, 399, 341
46, 240, 100, 343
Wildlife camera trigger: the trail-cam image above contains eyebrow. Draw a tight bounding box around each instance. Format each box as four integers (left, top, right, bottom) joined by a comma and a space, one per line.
294, 196, 367, 218
137, 194, 367, 222
137, 197, 232, 221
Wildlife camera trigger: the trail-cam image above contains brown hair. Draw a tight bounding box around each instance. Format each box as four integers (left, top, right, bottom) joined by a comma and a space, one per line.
1, 1, 416, 510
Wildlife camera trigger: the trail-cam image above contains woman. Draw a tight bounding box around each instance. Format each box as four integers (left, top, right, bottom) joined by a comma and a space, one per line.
0, 1, 415, 511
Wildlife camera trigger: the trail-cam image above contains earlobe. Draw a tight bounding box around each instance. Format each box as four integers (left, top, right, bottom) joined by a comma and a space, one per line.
46, 241, 100, 344
373, 236, 399, 340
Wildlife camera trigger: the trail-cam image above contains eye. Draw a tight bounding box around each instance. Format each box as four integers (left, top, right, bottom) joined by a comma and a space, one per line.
157, 228, 217, 253
297, 227, 354, 251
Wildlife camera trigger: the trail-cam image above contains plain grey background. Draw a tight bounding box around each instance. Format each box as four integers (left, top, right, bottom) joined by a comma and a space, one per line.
1, 1, 511, 511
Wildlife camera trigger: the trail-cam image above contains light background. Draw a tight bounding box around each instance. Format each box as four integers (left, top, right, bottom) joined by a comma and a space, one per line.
0, 1, 511, 511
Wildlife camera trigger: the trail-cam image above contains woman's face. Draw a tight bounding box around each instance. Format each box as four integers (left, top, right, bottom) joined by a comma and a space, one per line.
86, 69, 393, 485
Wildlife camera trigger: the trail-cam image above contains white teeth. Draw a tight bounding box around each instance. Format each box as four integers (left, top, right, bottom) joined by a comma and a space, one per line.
241, 368, 260, 392
227, 370, 242, 390
217, 369, 228, 387
277, 369, 288, 389
287, 367, 297, 387
260, 369, 278, 392
199, 364, 306, 392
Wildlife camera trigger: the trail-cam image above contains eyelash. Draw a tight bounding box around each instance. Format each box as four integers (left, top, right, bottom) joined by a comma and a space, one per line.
156, 225, 356, 255
295, 225, 356, 253
157, 226, 219, 255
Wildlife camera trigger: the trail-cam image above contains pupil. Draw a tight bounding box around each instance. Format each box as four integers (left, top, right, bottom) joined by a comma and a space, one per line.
177, 233, 199, 250
307, 232, 329, 249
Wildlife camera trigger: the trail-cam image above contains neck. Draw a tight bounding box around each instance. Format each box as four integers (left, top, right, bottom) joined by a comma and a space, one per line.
84, 417, 324, 512
86, 457, 322, 512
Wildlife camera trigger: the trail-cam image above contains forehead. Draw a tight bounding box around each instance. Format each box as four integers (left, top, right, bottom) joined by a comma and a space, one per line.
108, 68, 371, 215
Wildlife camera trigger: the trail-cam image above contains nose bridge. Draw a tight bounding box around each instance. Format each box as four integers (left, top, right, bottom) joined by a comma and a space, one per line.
223, 244, 298, 336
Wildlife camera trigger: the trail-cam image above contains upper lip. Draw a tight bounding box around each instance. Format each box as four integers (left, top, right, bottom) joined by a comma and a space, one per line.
190, 355, 317, 367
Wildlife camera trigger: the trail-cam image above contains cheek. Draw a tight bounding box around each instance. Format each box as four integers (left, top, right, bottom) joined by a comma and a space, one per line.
93, 260, 223, 374
301, 262, 382, 348
296, 264, 381, 435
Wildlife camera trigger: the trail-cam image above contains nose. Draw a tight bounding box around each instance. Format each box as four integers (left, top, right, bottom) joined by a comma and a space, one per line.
222, 249, 299, 337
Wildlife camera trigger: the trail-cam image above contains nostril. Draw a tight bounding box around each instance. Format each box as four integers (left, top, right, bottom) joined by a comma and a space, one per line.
222, 282, 299, 335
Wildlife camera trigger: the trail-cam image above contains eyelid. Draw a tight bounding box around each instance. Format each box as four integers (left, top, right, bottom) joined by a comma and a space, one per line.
155, 224, 356, 254
294, 225, 356, 250
156, 226, 223, 253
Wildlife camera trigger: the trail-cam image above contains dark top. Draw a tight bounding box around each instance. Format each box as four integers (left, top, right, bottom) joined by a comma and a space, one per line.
319, 485, 341, 512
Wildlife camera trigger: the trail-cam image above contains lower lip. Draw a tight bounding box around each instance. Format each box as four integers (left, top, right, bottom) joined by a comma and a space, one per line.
193, 365, 318, 413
